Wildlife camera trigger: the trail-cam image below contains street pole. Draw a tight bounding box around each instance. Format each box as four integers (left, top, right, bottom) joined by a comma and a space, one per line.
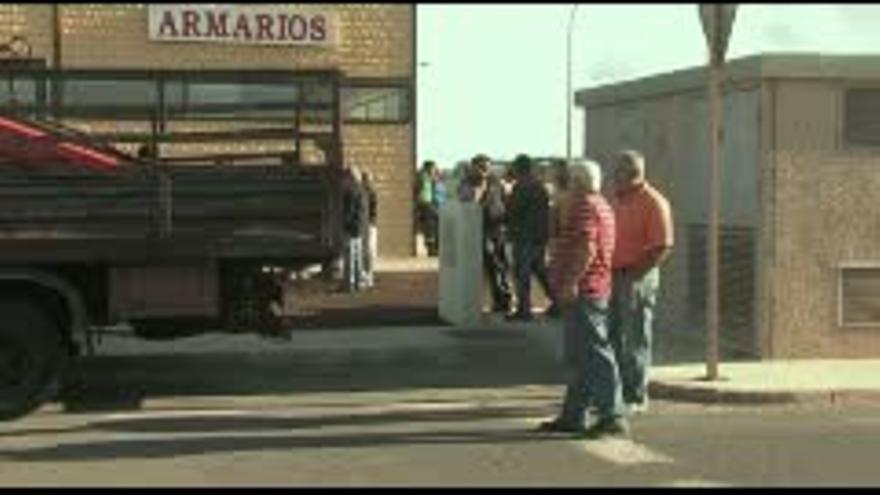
705, 4, 725, 381
698, 3, 736, 382
51, 4, 62, 118
707, 53, 722, 381
566, 4, 579, 163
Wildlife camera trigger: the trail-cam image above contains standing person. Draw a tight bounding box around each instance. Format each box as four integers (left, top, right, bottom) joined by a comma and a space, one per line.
608, 149, 674, 415
545, 159, 572, 318
539, 158, 628, 439
361, 170, 378, 289
414, 160, 440, 256
342, 166, 366, 292
506, 153, 555, 321
433, 169, 448, 210
474, 154, 512, 315
432, 169, 448, 251
457, 161, 480, 202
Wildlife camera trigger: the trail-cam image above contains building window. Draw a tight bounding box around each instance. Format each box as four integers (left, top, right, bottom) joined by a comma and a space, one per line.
839, 266, 880, 327
64, 78, 157, 110
170, 81, 300, 120
0, 59, 46, 111
343, 85, 410, 123
843, 89, 880, 147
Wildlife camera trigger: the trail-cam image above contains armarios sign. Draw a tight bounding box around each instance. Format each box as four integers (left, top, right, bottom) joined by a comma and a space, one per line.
148, 4, 338, 46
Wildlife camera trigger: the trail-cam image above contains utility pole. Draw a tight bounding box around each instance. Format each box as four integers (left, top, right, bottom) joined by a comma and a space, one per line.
51, 4, 62, 117
566, 4, 579, 163
699, 4, 737, 381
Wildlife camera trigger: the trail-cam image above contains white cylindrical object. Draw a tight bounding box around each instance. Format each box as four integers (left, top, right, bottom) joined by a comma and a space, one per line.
438, 199, 483, 326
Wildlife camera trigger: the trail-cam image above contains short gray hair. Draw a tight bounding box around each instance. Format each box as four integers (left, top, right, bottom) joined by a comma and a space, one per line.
568, 158, 603, 193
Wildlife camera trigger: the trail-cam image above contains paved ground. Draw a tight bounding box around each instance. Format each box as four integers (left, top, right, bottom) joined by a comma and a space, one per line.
5, 260, 880, 486
5, 335, 880, 487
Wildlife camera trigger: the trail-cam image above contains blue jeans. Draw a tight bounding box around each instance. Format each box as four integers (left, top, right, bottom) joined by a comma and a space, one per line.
344, 236, 364, 291
609, 268, 659, 405
512, 241, 553, 316
559, 296, 626, 426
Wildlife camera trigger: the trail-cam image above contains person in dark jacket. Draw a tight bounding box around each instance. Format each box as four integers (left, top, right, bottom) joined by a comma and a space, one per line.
507, 153, 555, 321
473, 154, 512, 314
342, 166, 366, 292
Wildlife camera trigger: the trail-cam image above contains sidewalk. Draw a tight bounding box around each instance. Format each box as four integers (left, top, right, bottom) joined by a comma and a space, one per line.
492, 317, 880, 406
649, 359, 880, 405
375, 256, 438, 273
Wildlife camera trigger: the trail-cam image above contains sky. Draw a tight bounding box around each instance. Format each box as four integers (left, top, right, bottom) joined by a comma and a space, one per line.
416, 3, 880, 168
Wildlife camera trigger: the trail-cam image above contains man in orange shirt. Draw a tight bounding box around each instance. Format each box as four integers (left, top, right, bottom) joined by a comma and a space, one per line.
609, 150, 674, 415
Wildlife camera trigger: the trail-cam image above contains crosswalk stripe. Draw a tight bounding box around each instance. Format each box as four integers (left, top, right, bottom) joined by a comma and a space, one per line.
662, 478, 731, 487
518, 416, 674, 467
575, 437, 675, 466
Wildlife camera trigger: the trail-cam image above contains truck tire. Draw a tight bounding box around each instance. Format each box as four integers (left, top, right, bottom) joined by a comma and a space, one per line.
0, 298, 67, 421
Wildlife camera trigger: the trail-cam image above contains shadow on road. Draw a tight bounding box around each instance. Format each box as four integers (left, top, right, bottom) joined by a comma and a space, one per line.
1, 428, 558, 462
0, 406, 561, 462
3, 404, 551, 438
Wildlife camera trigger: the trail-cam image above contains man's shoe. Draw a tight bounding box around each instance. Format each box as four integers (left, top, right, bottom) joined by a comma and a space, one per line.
536, 418, 586, 435
627, 399, 649, 416
582, 419, 629, 440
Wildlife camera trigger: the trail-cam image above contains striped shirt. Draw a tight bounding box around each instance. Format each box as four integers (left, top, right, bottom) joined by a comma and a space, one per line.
551, 192, 616, 301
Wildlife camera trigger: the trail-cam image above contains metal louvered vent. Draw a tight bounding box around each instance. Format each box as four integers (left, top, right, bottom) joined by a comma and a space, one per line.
844, 89, 880, 147
840, 267, 880, 326
687, 223, 757, 356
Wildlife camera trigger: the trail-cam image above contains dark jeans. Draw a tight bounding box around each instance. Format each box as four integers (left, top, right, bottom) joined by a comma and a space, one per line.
483, 234, 512, 312
559, 296, 626, 425
416, 202, 438, 255
609, 267, 659, 405
512, 241, 553, 317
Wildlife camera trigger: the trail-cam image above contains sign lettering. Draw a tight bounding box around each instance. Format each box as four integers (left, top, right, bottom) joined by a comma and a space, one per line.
148, 4, 338, 46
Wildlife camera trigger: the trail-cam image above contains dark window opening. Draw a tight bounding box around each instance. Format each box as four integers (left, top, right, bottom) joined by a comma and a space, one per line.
844, 89, 880, 147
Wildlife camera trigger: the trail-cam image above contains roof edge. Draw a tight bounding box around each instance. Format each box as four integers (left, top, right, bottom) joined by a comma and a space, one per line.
576, 52, 880, 108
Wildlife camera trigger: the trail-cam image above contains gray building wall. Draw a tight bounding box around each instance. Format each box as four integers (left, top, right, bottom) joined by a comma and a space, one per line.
580, 54, 880, 359
583, 83, 763, 357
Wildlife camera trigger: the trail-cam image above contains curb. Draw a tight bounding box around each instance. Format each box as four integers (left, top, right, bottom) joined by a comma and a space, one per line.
649, 381, 880, 406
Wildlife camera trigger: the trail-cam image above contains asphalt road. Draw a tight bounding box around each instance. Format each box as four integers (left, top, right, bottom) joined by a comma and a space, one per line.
1, 325, 878, 487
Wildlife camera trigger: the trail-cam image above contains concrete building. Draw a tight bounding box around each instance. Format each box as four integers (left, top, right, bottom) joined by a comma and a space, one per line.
576, 53, 880, 359
0, 3, 416, 257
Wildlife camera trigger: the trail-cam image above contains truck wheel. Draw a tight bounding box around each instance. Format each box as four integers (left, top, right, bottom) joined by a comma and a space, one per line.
0, 299, 67, 421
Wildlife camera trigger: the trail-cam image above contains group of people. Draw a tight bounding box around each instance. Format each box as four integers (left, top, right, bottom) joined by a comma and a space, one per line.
340, 165, 379, 292
543, 150, 673, 440
454, 153, 557, 321
456, 150, 674, 440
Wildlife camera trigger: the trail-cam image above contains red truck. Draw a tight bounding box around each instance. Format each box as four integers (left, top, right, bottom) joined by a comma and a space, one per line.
0, 68, 346, 420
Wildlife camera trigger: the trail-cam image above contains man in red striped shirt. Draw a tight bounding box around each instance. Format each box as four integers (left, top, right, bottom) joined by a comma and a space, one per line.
539, 158, 628, 440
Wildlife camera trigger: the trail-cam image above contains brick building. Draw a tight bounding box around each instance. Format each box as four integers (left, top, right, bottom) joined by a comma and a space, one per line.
0, 3, 416, 257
